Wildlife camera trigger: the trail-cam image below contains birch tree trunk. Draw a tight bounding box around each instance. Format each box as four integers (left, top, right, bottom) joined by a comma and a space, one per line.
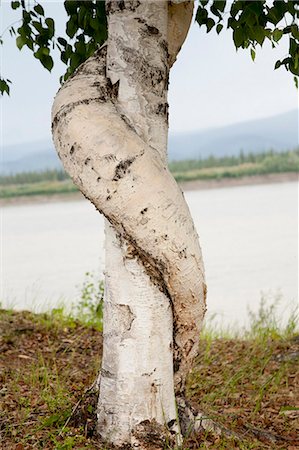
52, 0, 206, 446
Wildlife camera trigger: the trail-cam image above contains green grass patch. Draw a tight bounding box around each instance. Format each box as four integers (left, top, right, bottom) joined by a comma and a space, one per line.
0, 179, 78, 198
0, 295, 298, 449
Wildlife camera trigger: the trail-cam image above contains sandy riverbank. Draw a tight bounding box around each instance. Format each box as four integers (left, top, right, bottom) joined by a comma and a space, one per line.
0, 172, 297, 207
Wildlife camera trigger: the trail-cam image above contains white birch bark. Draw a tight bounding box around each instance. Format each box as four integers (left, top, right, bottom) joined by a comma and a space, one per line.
52, 0, 206, 446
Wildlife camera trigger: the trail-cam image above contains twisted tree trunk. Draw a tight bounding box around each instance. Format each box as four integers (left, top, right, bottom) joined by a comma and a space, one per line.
52, 0, 206, 446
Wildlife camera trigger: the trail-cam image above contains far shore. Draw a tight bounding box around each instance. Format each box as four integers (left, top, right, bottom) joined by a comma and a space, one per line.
0, 172, 297, 207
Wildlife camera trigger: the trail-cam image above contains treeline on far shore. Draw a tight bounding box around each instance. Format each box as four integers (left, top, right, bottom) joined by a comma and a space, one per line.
169, 148, 299, 182
0, 148, 298, 198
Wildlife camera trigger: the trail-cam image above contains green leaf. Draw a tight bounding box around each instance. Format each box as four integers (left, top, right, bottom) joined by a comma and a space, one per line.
11, 1, 20, 10
206, 18, 215, 33
216, 23, 223, 34
254, 26, 265, 45
45, 18, 55, 38
291, 25, 299, 40
34, 4, 44, 16
290, 60, 299, 76
289, 38, 298, 57
0, 79, 10, 95
274, 60, 281, 70
66, 17, 78, 38
34, 46, 50, 59
195, 6, 208, 26
233, 27, 245, 48
75, 40, 87, 56
64, 1, 79, 15
250, 48, 256, 61
32, 21, 43, 33
57, 37, 67, 47
273, 28, 283, 42
16, 35, 26, 50
40, 55, 54, 71
216, 1, 226, 13
210, 2, 224, 20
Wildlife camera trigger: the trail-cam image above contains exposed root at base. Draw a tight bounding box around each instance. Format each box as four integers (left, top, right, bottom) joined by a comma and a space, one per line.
61, 381, 295, 449
177, 396, 244, 441
131, 419, 176, 449
177, 397, 296, 446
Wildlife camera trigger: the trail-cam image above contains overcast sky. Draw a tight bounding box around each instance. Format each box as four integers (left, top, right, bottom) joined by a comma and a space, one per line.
1, 0, 297, 147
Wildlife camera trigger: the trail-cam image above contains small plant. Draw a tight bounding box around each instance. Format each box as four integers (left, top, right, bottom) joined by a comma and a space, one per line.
246, 293, 298, 342
75, 272, 104, 331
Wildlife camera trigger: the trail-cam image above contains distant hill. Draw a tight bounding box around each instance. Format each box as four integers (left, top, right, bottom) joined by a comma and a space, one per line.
168, 109, 298, 160
1, 109, 297, 174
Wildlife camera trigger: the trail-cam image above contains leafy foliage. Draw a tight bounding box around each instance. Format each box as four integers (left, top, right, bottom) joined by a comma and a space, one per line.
1, 0, 298, 95
0, 0, 107, 95
195, 0, 299, 82
75, 272, 104, 331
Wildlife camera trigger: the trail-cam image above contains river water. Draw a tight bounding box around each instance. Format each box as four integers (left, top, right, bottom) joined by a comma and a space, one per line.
1, 181, 298, 330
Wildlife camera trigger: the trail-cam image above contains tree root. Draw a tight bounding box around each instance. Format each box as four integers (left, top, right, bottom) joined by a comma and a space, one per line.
177, 397, 298, 446
243, 423, 297, 444
177, 397, 243, 441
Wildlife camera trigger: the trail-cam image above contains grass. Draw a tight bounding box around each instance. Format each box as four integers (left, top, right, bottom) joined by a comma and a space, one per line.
0, 297, 298, 449
0, 179, 77, 198
1, 149, 298, 199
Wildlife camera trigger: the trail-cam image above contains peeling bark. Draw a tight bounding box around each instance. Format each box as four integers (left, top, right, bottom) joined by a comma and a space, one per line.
52, 0, 206, 446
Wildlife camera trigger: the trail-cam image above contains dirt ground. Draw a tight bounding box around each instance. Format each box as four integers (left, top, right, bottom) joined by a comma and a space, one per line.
0, 309, 298, 449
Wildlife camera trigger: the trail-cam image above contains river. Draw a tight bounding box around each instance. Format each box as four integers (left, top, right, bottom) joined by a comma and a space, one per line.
1, 181, 298, 330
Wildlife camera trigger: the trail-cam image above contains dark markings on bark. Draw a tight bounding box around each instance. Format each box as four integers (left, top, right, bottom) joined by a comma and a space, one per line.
113, 157, 136, 181
167, 419, 176, 430
178, 248, 187, 259
146, 25, 159, 35
140, 207, 148, 215
160, 39, 169, 60
113, 225, 171, 301
184, 339, 194, 356
173, 356, 181, 373
134, 17, 145, 24
133, 419, 173, 448
106, 0, 140, 14
142, 369, 157, 377
84, 157, 91, 166
141, 24, 160, 37
104, 154, 117, 162
101, 368, 115, 379
156, 102, 168, 116
110, 79, 120, 99
120, 45, 167, 92
203, 282, 208, 304
97, 176, 101, 182
119, 113, 136, 133
106, 195, 112, 201
70, 145, 75, 155
52, 98, 106, 131
52, 47, 119, 132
